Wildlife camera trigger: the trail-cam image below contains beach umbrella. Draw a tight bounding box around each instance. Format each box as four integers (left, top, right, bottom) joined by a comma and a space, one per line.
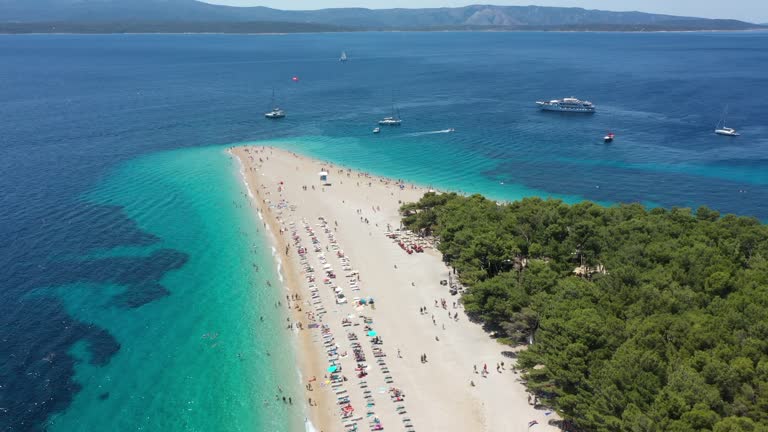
327, 365, 338, 373
367, 330, 377, 337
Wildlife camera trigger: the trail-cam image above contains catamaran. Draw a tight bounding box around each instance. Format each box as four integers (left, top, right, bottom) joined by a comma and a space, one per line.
379, 98, 402, 126
714, 106, 739, 136
378, 115, 401, 126
265, 88, 285, 119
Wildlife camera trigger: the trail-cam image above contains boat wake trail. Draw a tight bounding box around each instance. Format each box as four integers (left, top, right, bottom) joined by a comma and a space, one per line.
402, 129, 455, 137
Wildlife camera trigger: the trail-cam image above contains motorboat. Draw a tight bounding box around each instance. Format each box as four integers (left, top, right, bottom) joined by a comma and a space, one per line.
372, 127, 381, 134
604, 132, 615, 143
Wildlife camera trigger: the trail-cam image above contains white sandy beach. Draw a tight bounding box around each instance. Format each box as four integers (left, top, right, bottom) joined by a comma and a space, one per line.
232, 145, 560, 432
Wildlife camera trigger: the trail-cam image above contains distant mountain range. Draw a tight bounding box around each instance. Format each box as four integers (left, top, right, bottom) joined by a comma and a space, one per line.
0, 0, 764, 33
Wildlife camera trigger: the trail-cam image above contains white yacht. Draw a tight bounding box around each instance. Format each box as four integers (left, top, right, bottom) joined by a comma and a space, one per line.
714, 106, 739, 136
265, 88, 285, 119
372, 127, 381, 134
537, 97, 596, 113
340, 51, 348, 62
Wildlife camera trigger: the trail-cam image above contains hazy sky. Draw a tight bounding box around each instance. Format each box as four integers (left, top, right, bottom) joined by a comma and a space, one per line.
203, 0, 768, 23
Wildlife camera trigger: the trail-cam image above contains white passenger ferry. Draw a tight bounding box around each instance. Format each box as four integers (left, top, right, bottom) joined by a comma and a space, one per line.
537, 97, 596, 113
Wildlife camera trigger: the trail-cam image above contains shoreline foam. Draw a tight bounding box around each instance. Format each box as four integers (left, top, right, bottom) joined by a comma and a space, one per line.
231, 148, 335, 432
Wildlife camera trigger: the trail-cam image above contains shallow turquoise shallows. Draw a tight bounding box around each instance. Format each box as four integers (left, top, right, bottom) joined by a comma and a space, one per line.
254, 136, 603, 204
44, 147, 301, 432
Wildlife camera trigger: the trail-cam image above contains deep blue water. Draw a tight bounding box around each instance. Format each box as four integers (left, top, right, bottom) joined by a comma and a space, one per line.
1, 31, 767, 431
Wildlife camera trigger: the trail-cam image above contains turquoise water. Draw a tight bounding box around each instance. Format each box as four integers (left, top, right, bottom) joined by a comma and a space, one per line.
2, 32, 768, 431
258, 135, 604, 205
42, 147, 300, 431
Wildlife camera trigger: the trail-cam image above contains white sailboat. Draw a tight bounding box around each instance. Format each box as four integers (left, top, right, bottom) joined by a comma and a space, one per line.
378, 95, 402, 126
265, 88, 285, 119
714, 105, 739, 136
339, 51, 348, 62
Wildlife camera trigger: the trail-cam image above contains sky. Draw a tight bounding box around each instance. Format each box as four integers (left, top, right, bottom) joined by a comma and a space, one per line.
202, 0, 768, 23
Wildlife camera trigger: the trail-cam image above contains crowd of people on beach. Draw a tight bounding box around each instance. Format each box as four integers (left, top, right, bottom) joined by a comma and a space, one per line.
289, 214, 417, 432
240, 146, 416, 432
231, 145, 554, 432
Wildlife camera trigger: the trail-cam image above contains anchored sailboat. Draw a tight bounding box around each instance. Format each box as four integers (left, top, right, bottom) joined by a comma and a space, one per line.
339, 51, 348, 62
714, 105, 739, 136
265, 88, 285, 119
378, 95, 402, 126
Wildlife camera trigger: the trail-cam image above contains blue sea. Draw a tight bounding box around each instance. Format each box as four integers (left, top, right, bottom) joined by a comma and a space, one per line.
1, 31, 767, 431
